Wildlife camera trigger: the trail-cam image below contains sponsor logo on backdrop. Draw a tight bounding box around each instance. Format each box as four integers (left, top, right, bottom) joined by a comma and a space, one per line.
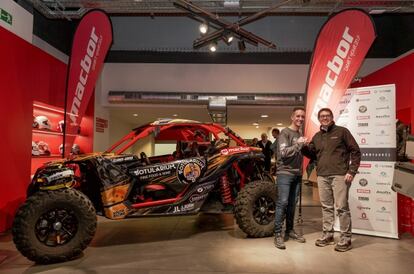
357, 90, 371, 95
376, 197, 392, 203
359, 178, 368, 186
375, 122, 392, 127
357, 189, 371, 194
376, 206, 391, 214
359, 170, 371, 175
358, 196, 369, 201
377, 96, 388, 102
375, 114, 390, 119
339, 99, 351, 105
376, 182, 391, 186
375, 163, 393, 168
358, 105, 368, 113
357, 206, 371, 210
375, 130, 390, 137
379, 171, 388, 178
359, 212, 369, 220
357, 115, 370, 120
375, 141, 392, 146
360, 163, 372, 168
339, 108, 349, 115
360, 138, 367, 145
356, 98, 370, 102
376, 106, 390, 110
376, 190, 391, 195
376, 217, 392, 223
357, 132, 370, 136
358, 122, 369, 127
374, 89, 391, 94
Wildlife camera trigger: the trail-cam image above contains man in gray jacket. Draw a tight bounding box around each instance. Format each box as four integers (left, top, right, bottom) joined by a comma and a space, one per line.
302, 108, 361, 252
274, 107, 307, 249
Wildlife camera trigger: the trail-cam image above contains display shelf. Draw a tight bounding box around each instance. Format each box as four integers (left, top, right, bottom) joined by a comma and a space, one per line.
31, 100, 91, 176
33, 129, 83, 137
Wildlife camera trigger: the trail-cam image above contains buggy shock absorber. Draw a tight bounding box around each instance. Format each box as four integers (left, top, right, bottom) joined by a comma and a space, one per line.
220, 173, 233, 204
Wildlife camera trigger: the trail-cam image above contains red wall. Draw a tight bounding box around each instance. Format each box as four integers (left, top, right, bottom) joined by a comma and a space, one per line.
352, 53, 414, 132
0, 27, 67, 232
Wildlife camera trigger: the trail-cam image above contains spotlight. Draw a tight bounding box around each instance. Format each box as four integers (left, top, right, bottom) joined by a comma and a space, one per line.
209, 42, 217, 52
199, 23, 208, 34
238, 40, 246, 52
226, 35, 234, 43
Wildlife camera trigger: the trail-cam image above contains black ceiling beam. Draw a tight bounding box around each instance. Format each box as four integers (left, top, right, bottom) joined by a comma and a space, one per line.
174, 0, 293, 50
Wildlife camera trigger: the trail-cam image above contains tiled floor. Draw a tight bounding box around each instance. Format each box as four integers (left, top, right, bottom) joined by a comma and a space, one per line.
1, 185, 413, 274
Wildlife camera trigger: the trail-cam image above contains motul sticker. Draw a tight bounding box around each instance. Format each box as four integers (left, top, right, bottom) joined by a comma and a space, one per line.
176, 158, 206, 184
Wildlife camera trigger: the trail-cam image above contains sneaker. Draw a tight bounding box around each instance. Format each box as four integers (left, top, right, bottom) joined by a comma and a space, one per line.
284, 230, 306, 243
274, 233, 286, 249
315, 233, 335, 247
334, 238, 352, 252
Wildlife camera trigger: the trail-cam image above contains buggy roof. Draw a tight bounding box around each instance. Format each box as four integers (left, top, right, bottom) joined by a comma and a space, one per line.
106, 119, 245, 154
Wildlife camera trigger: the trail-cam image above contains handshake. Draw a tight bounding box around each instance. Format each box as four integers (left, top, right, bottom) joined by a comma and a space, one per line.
297, 137, 309, 145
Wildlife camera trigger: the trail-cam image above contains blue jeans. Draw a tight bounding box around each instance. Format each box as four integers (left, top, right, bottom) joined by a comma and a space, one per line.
274, 174, 302, 234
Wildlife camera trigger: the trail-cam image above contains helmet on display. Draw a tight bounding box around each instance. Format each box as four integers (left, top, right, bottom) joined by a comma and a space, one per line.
33, 116, 51, 130
71, 144, 81, 155
37, 141, 50, 156
57, 120, 65, 132
32, 141, 40, 156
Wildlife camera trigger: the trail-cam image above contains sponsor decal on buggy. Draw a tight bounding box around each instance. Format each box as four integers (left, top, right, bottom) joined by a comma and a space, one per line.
133, 163, 177, 180
111, 156, 135, 163
177, 158, 206, 184
45, 169, 74, 182
189, 193, 209, 203
220, 146, 251, 155
173, 203, 195, 213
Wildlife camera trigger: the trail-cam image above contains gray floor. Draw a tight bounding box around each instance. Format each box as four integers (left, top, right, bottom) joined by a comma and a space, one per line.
1, 185, 414, 274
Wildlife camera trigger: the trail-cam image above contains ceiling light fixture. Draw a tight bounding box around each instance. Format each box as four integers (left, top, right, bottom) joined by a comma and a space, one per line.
255, 125, 259, 129
252, 122, 259, 126
199, 23, 208, 34
133, 114, 138, 117
172, 114, 178, 117
277, 123, 283, 126
209, 42, 217, 52
261, 114, 269, 118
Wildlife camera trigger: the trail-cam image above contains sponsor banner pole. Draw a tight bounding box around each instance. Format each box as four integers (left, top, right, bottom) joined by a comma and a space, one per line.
335, 84, 398, 238
304, 9, 376, 141
63, 10, 112, 157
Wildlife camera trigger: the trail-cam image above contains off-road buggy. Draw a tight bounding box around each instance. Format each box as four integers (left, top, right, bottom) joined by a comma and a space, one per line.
13, 119, 277, 263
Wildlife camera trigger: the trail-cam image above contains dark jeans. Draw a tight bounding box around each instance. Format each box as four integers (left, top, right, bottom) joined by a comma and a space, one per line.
274, 174, 302, 234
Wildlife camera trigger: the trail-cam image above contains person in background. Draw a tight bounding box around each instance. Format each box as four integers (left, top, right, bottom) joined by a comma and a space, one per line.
258, 133, 273, 172
274, 107, 307, 250
270, 128, 280, 175
251, 137, 259, 147
302, 108, 361, 252
270, 128, 280, 155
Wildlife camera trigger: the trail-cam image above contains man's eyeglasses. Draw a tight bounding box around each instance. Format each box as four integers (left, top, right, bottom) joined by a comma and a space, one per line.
319, 114, 332, 119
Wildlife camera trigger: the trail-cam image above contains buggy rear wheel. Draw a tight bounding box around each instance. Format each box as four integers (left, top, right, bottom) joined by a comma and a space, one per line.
12, 189, 96, 264
234, 180, 277, 237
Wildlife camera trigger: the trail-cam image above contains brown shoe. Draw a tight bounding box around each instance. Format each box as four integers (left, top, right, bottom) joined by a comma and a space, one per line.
334, 238, 352, 252
285, 230, 306, 243
274, 233, 286, 249
315, 233, 335, 247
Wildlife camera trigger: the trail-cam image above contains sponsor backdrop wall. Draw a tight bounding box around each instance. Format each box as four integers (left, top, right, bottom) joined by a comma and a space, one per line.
335, 84, 397, 238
